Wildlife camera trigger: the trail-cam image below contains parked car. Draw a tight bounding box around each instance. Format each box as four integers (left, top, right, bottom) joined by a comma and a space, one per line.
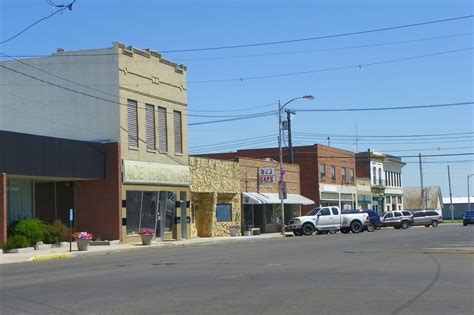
380, 210, 414, 229
287, 206, 369, 236
462, 210, 474, 226
342, 210, 381, 232
412, 210, 443, 227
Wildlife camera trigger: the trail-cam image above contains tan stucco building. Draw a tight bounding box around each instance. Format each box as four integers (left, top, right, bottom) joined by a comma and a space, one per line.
189, 157, 241, 237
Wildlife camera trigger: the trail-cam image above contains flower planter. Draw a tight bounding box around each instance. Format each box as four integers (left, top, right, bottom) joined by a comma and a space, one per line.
76, 238, 92, 251
140, 234, 153, 245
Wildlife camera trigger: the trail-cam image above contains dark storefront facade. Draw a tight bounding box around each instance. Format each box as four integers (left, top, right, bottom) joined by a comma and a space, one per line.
0, 131, 121, 246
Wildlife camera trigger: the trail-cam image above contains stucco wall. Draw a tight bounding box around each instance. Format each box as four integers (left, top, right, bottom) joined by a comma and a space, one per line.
189, 157, 240, 193
189, 158, 241, 237
0, 47, 120, 142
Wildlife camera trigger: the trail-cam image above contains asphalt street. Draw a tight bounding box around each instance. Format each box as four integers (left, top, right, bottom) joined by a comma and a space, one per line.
1, 225, 473, 315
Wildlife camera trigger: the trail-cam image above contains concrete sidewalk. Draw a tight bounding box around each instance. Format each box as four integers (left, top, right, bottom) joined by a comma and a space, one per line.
0, 233, 285, 265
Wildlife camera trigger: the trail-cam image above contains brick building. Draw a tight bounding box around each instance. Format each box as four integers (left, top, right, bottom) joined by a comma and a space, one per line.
198, 144, 356, 215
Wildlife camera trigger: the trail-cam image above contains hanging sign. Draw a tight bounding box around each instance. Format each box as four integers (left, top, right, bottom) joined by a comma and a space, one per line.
259, 167, 276, 184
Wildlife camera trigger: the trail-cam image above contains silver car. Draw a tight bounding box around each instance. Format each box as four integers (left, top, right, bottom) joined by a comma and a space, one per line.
412, 210, 443, 227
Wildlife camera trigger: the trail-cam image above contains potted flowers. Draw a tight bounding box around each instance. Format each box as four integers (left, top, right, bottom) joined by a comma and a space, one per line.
138, 228, 154, 245
74, 232, 93, 251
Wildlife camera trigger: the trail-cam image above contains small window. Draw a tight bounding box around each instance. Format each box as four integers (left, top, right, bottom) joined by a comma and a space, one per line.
127, 99, 138, 148
394, 212, 402, 217
320, 164, 326, 178
158, 107, 168, 152
341, 167, 346, 182
330, 165, 336, 181
349, 168, 354, 182
173, 111, 183, 154
216, 204, 232, 222
145, 104, 156, 150
319, 208, 331, 216
331, 207, 339, 215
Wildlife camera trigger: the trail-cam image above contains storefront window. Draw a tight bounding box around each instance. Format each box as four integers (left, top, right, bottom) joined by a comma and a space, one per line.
243, 204, 253, 227
275, 204, 282, 224
265, 205, 275, 224
8, 179, 33, 223
216, 204, 232, 222
126, 190, 159, 235
164, 191, 176, 233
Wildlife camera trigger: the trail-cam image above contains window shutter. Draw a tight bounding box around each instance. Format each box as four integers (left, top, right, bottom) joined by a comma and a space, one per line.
158, 107, 167, 152
127, 100, 138, 147
173, 111, 182, 154
145, 104, 155, 150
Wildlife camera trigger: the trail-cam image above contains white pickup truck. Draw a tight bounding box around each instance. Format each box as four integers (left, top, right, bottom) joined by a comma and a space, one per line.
287, 206, 369, 236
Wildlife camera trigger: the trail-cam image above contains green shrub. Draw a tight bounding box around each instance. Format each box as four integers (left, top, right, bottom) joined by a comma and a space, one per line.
3, 235, 30, 252
44, 220, 69, 244
14, 219, 45, 246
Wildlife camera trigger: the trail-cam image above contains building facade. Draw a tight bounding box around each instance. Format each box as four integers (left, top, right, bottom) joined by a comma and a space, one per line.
0, 43, 190, 244
356, 151, 405, 214
198, 144, 353, 216
189, 157, 241, 237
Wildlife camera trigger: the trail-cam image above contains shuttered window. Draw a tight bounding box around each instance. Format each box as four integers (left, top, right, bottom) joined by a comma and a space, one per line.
127, 99, 138, 148
145, 104, 156, 150
158, 107, 168, 152
173, 110, 183, 154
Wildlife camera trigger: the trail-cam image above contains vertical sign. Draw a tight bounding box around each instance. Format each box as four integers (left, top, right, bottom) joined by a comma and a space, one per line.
69, 208, 74, 252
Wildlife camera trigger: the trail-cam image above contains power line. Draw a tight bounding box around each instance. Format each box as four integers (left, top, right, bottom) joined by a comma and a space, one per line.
158, 15, 474, 53
186, 47, 473, 84
2, 47, 471, 87
293, 131, 474, 139
2, 32, 471, 63
189, 111, 276, 126
188, 102, 277, 113
0, 1, 76, 45
292, 101, 474, 112
174, 32, 474, 61
0, 62, 278, 120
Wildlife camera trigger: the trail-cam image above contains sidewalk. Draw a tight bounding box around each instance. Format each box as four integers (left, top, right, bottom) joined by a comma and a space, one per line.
0, 233, 285, 265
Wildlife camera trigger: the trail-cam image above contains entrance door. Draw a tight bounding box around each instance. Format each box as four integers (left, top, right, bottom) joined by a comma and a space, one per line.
253, 205, 264, 230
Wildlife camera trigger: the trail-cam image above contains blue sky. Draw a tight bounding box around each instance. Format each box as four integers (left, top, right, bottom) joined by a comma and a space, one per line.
1, 0, 473, 198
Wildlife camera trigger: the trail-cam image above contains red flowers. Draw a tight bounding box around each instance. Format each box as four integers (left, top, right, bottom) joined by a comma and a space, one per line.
73, 232, 93, 240
138, 228, 154, 235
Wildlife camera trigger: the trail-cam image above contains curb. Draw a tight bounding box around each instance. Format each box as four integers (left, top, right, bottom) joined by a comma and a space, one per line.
29, 252, 73, 262
24, 234, 284, 263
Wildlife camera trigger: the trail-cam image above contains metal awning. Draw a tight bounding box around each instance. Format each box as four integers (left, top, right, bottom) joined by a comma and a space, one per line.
242, 192, 315, 205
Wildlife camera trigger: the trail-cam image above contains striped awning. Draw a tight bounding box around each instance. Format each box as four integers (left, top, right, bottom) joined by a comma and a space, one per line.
242, 192, 315, 205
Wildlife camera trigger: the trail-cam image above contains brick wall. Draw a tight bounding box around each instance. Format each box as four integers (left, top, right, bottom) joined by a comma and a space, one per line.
75, 143, 122, 241
0, 173, 6, 246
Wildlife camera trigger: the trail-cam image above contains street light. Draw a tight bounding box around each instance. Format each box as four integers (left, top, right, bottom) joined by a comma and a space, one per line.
468, 174, 474, 211
278, 95, 315, 235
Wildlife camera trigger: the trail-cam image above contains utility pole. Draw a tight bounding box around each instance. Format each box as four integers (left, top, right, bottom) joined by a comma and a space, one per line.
286, 109, 295, 164
419, 153, 424, 209
327, 137, 330, 147
448, 165, 454, 222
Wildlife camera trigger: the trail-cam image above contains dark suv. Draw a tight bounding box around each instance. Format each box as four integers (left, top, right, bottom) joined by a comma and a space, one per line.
380, 210, 414, 229
342, 210, 381, 232
412, 210, 443, 227
463, 210, 474, 226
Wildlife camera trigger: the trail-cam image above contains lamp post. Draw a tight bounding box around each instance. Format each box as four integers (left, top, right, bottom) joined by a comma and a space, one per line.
468, 174, 474, 211
278, 95, 315, 235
